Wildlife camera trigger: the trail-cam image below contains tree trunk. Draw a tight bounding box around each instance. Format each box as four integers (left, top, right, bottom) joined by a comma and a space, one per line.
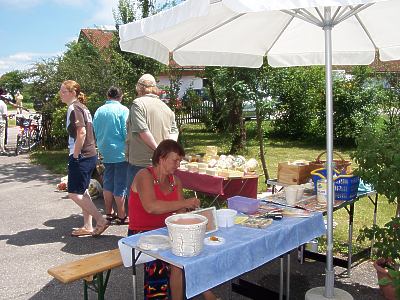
256, 113, 270, 182
206, 78, 224, 132
229, 97, 246, 154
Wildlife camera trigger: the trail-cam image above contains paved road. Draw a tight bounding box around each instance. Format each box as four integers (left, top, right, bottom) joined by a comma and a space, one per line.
0, 152, 385, 299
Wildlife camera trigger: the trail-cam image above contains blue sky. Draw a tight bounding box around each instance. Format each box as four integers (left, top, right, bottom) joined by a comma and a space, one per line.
0, 0, 120, 76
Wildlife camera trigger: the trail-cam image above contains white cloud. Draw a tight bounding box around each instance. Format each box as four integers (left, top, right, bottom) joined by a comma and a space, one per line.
0, 0, 129, 76
0, 51, 61, 76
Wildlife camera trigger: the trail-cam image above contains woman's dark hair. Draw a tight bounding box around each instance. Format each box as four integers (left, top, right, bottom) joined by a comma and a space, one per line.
107, 86, 123, 100
152, 139, 185, 165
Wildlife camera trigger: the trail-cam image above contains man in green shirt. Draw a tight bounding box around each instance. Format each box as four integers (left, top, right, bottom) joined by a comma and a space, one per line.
126, 74, 179, 192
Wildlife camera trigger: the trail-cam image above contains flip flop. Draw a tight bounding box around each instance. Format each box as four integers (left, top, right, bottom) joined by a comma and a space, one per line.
115, 216, 129, 225
106, 212, 117, 222
71, 227, 93, 237
92, 221, 110, 237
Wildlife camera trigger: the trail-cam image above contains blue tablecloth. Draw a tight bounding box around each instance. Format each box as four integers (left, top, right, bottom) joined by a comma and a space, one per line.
119, 212, 325, 298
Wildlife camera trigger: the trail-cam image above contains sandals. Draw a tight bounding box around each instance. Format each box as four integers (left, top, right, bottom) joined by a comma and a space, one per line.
71, 227, 93, 237
115, 216, 129, 225
92, 221, 111, 237
106, 212, 117, 221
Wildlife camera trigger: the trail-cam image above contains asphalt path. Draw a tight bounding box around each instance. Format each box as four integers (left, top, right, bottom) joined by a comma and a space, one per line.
0, 124, 385, 299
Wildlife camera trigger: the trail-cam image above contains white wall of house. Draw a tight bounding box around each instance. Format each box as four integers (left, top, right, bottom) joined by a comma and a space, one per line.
158, 75, 203, 98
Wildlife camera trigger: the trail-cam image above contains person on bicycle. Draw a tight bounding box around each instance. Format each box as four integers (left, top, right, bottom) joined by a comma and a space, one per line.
93, 86, 129, 225
60, 80, 110, 237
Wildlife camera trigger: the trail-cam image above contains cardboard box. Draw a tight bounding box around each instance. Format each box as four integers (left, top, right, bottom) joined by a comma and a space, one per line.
278, 161, 312, 184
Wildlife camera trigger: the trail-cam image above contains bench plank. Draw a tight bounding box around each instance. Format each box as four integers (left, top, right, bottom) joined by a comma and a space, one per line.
48, 249, 122, 284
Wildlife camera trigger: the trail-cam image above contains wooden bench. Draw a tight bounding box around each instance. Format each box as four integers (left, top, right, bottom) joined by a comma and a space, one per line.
48, 249, 123, 300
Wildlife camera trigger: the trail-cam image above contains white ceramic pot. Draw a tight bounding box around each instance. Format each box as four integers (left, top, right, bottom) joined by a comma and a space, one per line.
165, 214, 208, 257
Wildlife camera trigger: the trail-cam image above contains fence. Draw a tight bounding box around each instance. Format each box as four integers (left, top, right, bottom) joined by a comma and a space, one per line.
175, 101, 213, 126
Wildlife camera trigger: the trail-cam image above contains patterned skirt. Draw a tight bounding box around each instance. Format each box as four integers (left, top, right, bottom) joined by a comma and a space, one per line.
128, 229, 170, 299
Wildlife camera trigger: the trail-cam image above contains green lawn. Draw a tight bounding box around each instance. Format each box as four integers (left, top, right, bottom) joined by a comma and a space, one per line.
30, 122, 396, 256
7, 102, 36, 127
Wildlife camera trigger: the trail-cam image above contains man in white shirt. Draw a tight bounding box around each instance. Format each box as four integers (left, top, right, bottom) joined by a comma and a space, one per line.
0, 97, 7, 154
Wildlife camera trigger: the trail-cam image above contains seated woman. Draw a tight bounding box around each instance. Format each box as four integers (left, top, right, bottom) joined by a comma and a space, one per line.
128, 139, 217, 300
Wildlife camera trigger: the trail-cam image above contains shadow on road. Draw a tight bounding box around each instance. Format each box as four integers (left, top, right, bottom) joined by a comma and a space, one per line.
0, 214, 124, 255
251, 254, 384, 300
0, 160, 57, 185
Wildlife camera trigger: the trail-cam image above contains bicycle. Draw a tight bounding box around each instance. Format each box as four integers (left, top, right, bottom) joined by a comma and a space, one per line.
14, 114, 43, 155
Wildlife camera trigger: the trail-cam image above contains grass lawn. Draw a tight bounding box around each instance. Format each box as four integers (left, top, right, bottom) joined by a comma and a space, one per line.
7, 102, 36, 127
30, 122, 396, 255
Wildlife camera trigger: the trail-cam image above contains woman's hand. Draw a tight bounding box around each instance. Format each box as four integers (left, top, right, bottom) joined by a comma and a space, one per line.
184, 197, 200, 210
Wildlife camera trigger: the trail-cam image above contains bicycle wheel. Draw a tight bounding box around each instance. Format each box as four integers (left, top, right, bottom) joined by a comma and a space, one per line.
29, 129, 38, 150
15, 134, 21, 156
19, 130, 30, 152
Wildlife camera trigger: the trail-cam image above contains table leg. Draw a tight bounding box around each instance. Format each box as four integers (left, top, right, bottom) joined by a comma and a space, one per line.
84, 280, 88, 300
208, 178, 235, 208
96, 272, 105, 300
286, 253, 290, 300
297, 245, 305, 264
347, 203, 355, 276
279, 257, 284, 300
208, 194, 221, 208
132, 249, 142, 300
368, 194, 379, 256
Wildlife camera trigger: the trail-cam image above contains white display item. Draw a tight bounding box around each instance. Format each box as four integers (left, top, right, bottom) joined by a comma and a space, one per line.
216, 209, 237, 227
138, 235, 171, 251
285, 186, 298, 205
165, 214, 208, 257
206, 168, 218, 176
317, 180, 328, 204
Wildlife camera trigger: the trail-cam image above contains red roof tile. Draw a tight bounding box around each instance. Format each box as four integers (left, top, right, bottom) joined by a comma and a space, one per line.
79, 28, 115, 49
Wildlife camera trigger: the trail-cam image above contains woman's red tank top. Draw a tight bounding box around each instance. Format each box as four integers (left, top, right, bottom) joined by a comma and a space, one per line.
128, 166, 179, 231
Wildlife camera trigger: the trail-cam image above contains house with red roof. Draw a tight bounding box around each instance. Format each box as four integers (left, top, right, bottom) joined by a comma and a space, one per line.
78, 28, 206, 98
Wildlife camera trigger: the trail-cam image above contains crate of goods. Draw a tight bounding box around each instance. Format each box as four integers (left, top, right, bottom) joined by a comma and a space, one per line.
311, 168, 360, 201
277, 161, 313, 185
227, 196, 260, 214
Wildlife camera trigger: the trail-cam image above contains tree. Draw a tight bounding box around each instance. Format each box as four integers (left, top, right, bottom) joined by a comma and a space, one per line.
113, 0, 137, 27
266, 66, 326, 140
0, 70, 25, 96
353, 72, 400, 217
203, 67, 262, 154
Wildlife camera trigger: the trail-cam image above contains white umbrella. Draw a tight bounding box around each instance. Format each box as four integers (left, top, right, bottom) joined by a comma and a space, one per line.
119, 0, 400, 298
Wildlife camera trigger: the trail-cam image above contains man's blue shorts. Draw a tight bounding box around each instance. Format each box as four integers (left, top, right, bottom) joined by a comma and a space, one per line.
68, 154, 97, 195
126, 164, 144, 196
103, 161, 128, 197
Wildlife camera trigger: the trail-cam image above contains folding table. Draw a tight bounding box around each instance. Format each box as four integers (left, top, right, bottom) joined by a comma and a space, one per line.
119, 212, 325, 299
175, 169, 258, 206
266, 179, 378, 276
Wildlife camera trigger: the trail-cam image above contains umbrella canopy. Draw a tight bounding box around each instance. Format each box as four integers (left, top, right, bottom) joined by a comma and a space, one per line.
119, 0, 400, 298
119, 0, 400, 68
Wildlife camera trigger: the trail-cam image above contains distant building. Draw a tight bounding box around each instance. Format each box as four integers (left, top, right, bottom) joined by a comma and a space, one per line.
78, 28, 205, 98
369, 59, 400, 73
79, 28, 115, 49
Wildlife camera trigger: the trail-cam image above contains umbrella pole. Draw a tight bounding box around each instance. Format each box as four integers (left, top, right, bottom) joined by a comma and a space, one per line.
306, 8, 353, 300
323, 7, 335, 299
